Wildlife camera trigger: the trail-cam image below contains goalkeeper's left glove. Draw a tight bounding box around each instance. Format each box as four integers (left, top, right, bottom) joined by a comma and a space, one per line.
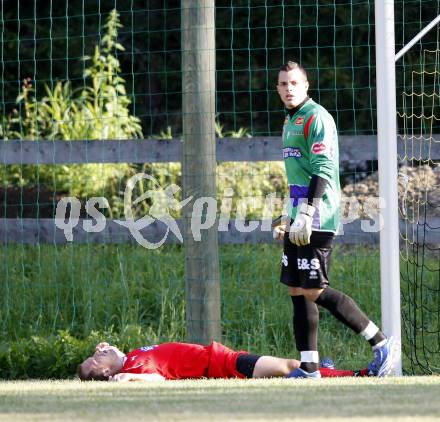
289, 202, 316, 246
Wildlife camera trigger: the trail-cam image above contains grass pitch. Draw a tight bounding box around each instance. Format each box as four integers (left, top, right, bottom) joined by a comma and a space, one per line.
1, 377, 440, 421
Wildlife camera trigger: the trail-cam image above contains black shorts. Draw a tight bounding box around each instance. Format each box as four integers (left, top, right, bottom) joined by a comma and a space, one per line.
280, 230, 334, 289
236, 354, 261, 378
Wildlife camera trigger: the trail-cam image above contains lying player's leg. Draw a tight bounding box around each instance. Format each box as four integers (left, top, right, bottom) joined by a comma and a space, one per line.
250, 355, 374, 378
251, 356, 299, 378
319, 367, 369, 377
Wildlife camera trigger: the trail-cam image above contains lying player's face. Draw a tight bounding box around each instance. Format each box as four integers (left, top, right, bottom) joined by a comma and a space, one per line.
277, 69, 309, 108
81, 345, 124, 378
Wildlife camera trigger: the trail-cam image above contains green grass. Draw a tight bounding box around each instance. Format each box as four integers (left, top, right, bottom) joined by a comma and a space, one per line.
0, 243, 439, 378
1, 377, 440, 421
0, 243, 381, 345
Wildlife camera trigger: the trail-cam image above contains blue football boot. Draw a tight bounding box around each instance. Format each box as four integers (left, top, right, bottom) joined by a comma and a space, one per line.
320, 357, 335, 370
373, 336, 396, 377
366, 360, 378, 376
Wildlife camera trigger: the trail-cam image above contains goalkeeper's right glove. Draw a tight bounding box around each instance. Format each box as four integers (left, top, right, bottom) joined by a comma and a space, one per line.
288, 203, 316, 246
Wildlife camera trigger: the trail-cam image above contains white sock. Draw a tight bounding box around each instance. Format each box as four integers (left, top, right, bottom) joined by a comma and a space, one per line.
360, 321, 379, 341
300, 351, 319, 363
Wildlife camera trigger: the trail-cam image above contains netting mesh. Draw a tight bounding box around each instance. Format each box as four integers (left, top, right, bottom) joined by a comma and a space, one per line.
398, 21, 440, 374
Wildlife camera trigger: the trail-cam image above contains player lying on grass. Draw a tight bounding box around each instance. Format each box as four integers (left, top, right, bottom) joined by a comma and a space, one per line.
77, 340, 373, 381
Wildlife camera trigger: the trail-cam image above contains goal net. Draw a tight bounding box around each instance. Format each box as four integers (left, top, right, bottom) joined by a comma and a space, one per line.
398, 28, 440, 374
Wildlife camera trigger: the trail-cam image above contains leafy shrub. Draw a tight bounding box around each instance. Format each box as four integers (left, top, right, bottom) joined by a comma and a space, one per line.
1, 10, 141, 209
6, 10, 142, 142
0, 327, 161, 379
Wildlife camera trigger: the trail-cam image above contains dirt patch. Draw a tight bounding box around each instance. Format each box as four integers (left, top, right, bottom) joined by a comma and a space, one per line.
342, 164, 440, 218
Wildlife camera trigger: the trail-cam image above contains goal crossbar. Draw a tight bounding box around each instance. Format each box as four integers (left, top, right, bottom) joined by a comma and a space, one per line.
395, 14, 440, 61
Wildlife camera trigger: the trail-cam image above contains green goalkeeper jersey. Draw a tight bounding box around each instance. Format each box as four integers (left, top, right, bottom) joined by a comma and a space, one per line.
282, 98, 340, 233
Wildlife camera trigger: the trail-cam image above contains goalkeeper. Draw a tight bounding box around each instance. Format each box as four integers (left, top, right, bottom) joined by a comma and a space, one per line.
77, 341, 373, 381
273, 61, 396, 378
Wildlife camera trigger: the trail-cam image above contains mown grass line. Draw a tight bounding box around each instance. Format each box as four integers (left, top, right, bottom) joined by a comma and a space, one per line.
1, 377, 440, 421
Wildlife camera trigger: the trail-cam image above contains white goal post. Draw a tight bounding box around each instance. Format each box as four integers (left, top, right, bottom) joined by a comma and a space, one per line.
375, 1, 440, 376
374, 0, 402, 376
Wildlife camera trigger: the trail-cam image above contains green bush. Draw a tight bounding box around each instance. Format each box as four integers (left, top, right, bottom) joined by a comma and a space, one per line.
6, 10, 142, 142
0, 327, 161, 379
1, 10, 141, 209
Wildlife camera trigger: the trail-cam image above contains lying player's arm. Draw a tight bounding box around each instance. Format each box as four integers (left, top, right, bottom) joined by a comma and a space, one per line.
109, 373, 165, 382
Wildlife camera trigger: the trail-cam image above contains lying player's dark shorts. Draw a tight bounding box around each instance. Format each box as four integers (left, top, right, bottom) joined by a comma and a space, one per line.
236, 354, 261, 378
280, 230, 334, 289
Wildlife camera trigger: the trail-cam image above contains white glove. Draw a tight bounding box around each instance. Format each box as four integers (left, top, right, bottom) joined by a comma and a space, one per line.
289, 203, 316, 246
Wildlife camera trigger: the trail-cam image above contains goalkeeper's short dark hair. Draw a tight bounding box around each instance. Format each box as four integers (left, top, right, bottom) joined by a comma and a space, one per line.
279, 61, 308, 81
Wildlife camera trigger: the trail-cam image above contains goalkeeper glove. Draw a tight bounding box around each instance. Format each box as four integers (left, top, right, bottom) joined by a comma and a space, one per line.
289, 203, 316, 246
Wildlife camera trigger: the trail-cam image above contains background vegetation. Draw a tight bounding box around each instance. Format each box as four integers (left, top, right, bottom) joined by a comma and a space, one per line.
1, 243, 438, 379
0, 0, 439, 137
0, 1, 437, 216
1, 243, 381, 379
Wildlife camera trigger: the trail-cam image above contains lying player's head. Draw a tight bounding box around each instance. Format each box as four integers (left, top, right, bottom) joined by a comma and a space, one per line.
77, 344, 125, 381
277, 61, 309, 109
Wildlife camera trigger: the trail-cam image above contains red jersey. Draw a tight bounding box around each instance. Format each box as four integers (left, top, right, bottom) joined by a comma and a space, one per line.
121, 341, 247, 380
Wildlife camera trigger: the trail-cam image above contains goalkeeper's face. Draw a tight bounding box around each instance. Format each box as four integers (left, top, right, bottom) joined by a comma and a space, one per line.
277, 69, 309, 109
79, 344, 125, 380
